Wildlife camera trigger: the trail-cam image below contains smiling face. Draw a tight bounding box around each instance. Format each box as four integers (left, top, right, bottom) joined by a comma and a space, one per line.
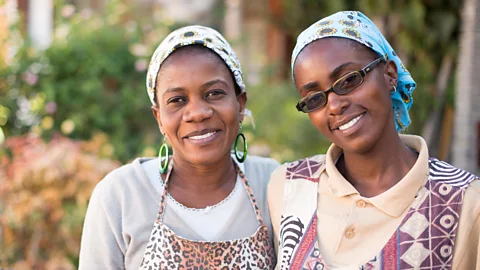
152, 46, 246, 166
293, 38, 398, 154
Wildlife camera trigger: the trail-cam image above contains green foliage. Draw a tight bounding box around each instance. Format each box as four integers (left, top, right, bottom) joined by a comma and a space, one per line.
0, 1, 172, 161
276, 0, 351, 37
247, 81, 330, 163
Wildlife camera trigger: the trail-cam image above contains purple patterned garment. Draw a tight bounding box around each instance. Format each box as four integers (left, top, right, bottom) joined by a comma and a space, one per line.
278, 157, 479, 270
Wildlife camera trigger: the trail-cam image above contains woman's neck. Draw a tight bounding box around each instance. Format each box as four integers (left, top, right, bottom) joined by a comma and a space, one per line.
338, 131, 418, 198
163, 153, 238, 208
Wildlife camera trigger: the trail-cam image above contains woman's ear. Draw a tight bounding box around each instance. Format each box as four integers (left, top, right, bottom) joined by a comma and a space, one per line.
384, 60, 398, 87
237, 92, 248, 122
151, 105, 163, 133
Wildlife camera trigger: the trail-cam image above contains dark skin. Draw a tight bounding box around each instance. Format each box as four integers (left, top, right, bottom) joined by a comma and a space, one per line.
293, 38, 418, 197
151, 46, 247, 208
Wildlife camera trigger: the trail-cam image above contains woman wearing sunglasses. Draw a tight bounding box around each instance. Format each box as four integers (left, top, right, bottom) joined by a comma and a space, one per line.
268, 11, 480, 269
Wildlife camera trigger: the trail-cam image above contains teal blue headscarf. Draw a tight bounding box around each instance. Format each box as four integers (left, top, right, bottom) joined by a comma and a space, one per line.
291, 11, 416, 132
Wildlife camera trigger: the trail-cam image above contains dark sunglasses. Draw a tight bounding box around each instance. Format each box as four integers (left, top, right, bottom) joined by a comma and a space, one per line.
296, 57, 386, 113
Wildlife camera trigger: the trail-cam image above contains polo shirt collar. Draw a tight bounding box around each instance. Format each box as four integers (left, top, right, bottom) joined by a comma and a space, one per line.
324, 134, 430, 217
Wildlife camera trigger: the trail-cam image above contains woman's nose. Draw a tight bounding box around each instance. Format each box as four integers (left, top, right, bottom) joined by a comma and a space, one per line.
182, 98, 214, 122
325, 91, 349, 115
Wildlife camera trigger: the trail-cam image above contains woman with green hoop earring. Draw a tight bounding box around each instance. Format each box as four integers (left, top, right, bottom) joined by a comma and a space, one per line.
234, 122, 248, 163
79, 25, 279, 269
157, 135, 169, 173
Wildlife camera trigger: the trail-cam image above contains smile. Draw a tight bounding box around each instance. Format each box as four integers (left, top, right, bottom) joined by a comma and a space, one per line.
188, 131, 217, 140
338, 114, 363, 131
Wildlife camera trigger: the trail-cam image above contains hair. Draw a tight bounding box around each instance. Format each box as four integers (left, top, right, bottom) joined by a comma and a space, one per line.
153, 45, 242, 106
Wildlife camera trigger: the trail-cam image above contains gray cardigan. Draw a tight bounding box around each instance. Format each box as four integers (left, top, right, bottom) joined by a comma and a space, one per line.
79, 155, 279, 269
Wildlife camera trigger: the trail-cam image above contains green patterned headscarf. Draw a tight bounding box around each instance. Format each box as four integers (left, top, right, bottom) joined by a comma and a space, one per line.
146, 25, 245, 105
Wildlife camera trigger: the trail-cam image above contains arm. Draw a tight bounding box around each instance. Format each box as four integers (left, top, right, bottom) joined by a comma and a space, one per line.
453, 180, 480, 269
267, 165, 287, 253
79, 180, 126, 270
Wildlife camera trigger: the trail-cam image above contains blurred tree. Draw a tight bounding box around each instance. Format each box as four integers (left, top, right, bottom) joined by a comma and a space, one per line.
247, 81, 331, 163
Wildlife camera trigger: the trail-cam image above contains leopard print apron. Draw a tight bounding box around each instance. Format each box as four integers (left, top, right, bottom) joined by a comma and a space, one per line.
140, 160, 276, 269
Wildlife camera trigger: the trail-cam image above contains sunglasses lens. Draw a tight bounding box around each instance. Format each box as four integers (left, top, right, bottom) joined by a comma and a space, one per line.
335, 72, 362, 94
303, 92, 326, 112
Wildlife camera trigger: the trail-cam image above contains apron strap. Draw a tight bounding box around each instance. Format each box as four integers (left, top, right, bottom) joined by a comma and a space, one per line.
156, 159, 174, 223
156, 158, 263, 226
234, 161, 265, 226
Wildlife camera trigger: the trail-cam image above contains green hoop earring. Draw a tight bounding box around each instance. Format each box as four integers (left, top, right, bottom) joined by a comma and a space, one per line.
158, 137, 169, 174
234, 129, 248, 163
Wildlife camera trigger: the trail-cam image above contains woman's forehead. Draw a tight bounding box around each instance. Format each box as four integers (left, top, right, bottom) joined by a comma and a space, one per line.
158, 47, 231, 81
156, 50, 233, 90
293, 38, 379, 90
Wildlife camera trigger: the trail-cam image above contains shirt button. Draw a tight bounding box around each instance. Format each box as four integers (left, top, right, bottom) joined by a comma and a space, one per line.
356, 200, 367, 208
345, 229, 355, 239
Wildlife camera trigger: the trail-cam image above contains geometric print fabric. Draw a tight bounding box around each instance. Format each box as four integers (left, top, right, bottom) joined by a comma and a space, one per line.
278, 157, 478, 270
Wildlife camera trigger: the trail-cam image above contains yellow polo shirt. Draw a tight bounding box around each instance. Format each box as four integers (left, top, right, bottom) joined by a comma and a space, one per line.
268, 135, 480, 269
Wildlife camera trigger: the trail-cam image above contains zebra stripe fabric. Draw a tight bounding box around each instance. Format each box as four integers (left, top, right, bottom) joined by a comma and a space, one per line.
429, 158, 479, 186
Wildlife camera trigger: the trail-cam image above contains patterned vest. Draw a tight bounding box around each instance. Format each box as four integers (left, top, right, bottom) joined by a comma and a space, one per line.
278, 155, 479, 270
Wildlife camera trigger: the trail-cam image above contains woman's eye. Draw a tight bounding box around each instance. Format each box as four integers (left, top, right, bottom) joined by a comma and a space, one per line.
167, 97, 186, 104
339, 73, 360, 88
206, 90, 226, 98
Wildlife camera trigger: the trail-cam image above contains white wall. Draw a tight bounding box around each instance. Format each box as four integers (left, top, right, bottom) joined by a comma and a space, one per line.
28, 0, 53, 50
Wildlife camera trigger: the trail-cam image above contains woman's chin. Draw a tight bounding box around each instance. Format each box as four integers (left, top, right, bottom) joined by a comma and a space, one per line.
333, 134, 378, 155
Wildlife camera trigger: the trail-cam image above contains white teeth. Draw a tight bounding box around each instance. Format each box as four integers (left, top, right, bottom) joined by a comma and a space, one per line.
338, 115, 363, 131
189, 131, 216, 140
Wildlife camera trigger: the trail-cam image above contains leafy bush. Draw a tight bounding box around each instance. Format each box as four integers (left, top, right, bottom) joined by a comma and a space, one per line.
0, 133, 121, 268
0, 2, 174, 162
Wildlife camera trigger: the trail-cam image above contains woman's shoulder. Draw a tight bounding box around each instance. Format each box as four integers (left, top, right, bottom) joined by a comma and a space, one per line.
91, 158, 156, 203
286, 154, 327, 167
97, 158, 147, 184
426, 158, 480, 220
268, 154, 327, 191
241, 155, 280, 189
245, 155, 280, 169
428, 157, 479, 188
271, 154, 327, 175
244, 154, 326, 170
